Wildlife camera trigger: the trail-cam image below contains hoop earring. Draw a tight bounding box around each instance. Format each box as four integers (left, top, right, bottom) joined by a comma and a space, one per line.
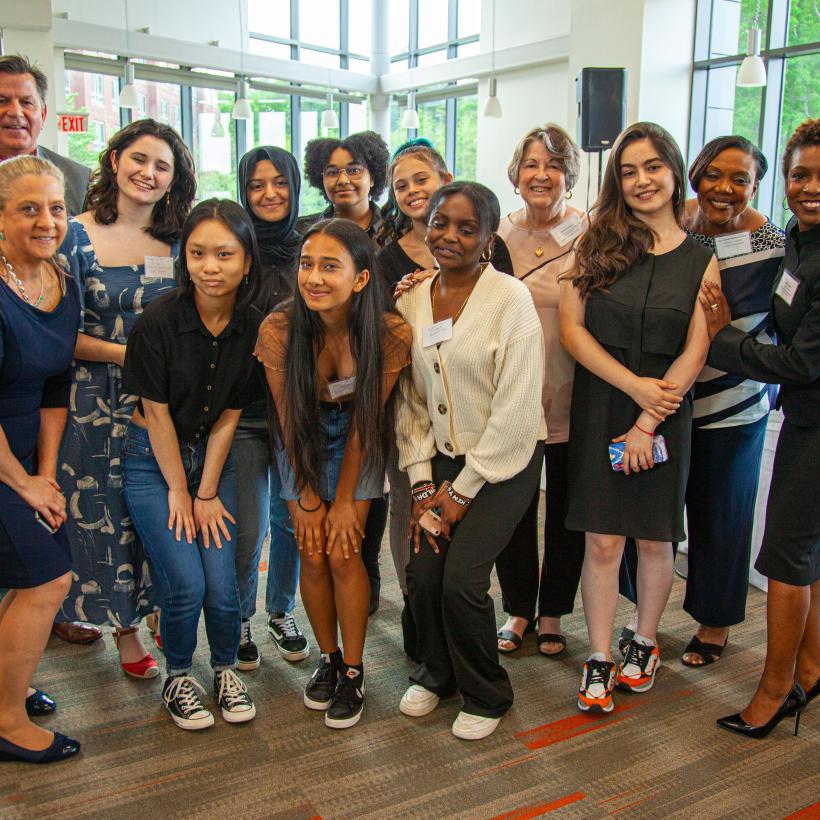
480, 248, 491, 263
565, 190, 573, 200
514, 187, 520, 195
244, 274, 249, 285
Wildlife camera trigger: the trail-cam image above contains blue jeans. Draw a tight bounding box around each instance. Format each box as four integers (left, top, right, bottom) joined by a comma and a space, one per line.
231, 426, 299, 619
123, 424, 240, 676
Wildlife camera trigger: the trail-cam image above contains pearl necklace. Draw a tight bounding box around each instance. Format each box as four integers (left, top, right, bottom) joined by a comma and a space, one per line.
0, 252, 45, 306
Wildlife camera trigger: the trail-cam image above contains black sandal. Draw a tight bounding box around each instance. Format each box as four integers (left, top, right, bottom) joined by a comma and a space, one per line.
681, 635, 727, 667
537, 633, 566, 657
497, 620, 535, 654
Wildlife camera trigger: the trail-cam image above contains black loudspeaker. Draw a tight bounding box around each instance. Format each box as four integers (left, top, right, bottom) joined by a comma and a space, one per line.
575, 67, 626, 152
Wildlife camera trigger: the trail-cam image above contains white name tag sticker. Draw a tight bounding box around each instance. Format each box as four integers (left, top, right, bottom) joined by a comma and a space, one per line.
714, 231, 752, 260
422, 318, 453, 348
327, 376, 355, 400
774, 270, 800, 306
144, 256, 175, 279
549, 213, 583, 246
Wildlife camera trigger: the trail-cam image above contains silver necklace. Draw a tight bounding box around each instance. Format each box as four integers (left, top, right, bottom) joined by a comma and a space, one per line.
0, 251, 45, 306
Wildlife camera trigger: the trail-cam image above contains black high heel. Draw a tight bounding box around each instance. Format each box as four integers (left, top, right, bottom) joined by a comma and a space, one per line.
716, 683, 806, 740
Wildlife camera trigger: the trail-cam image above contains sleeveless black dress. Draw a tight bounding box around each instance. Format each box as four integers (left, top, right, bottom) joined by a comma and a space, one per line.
566, 236, 713, 542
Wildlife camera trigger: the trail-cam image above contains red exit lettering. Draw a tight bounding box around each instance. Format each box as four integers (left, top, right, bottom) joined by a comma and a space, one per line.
57, 114, 88, 133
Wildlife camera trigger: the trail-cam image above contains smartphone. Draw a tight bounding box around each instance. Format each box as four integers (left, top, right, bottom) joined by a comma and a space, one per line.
609, 434, 669, 472
419, 509, 442, 536
35, 512, 59, 534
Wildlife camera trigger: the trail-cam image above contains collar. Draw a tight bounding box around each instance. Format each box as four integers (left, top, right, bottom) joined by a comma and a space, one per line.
321, 201, 382, 238
788, 216, 820, 253
177, 293, 246, 337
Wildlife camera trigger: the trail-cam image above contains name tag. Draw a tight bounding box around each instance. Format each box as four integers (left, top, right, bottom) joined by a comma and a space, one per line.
327, 376, 355, 400
549, 213, 583, 246
774, 270, 800, 306
714, 231, 752, 260
144, 255, 175, 279
422, 318, 453, 348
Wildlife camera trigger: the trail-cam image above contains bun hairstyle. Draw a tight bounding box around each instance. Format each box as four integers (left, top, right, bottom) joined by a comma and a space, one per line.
781, 117, 820, 178
572, 121, 686, 297
376, 138, 449, 247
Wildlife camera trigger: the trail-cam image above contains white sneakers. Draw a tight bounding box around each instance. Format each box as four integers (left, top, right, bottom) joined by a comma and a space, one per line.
399, 685, 501, 740
399, 684, 440, 716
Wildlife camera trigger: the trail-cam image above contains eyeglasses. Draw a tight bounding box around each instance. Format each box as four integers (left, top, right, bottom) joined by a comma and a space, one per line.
323, 163, 365, 180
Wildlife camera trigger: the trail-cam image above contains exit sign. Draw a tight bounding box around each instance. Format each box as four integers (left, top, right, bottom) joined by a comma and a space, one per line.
57, 113, 88, 133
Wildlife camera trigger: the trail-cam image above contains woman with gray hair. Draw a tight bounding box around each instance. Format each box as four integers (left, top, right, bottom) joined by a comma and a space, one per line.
0, 155, 81, 762
494, 123, 588, 657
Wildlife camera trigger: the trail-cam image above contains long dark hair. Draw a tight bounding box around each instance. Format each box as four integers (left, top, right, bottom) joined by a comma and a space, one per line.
279, 218, 396, 493
572, 122, 686, 297
176, 199, 261, 309
85, 118, 196, 244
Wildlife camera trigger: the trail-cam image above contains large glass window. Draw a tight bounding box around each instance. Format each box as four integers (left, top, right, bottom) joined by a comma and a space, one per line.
191, 86, 237, 201
63, 69, 123, 169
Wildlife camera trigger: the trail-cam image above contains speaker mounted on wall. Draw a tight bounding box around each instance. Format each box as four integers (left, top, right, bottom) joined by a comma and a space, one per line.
575, 67, 626, 152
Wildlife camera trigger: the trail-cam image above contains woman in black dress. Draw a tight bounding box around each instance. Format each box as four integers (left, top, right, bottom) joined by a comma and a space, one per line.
0, 156, 81, 763
560, 122, 719, 714
702, 118, 820, 738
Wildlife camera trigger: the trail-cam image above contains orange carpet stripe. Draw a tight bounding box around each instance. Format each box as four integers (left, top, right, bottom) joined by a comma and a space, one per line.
524, 715, 632, 749
490, 790, 587, 820
480, 753, 538, 775
515, 701, 642, 749
607, 790, 662, 815
785, 802, 820, 819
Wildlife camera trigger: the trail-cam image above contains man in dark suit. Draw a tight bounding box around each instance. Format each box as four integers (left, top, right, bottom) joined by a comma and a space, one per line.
0, 53, 99, 644
0, 54, 91, 217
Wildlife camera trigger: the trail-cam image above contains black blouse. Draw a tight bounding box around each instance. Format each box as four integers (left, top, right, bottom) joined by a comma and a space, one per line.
123, 291, 264, 441
296, 201, 383, 240
710, 218, 820, 428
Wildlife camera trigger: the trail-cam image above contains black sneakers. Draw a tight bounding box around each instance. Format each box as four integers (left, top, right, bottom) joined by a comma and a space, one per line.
162, 675, 214, 730
237, 620, 261, 671
214, 669, 256, 723
326, 667, 365, 729
267, 612, 310, 662
303, 651, 341, 710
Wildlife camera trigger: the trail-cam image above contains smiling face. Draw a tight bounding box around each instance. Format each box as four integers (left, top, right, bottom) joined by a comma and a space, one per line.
298, 231, 368, 314
247, 159, 291, 223
426, 193, 487, 273
0, 174, 67, 265
695, 147, 759, 228
516, 139, 567, 212
785, 144, 820, 231
0, 73, 46, 160
392, 155, 450, 224
185, 217, 250, 302
323, 147, 372, 211
110, 135, 175, 208
619, 138, 677, 218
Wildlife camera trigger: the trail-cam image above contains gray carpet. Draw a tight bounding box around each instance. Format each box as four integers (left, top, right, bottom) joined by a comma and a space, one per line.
2, 499, 818, 819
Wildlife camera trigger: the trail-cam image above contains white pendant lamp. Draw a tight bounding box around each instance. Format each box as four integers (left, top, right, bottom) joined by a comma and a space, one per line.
321, 92, 339, 130
483, 0, 502, 117
401, 91, 420, 129
118, 1, 138, 109
736, 28, 767, 87
232, 78, 253, 120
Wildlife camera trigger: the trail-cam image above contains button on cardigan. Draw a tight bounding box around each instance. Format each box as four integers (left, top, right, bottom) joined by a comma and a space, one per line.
395, 265, 547, 498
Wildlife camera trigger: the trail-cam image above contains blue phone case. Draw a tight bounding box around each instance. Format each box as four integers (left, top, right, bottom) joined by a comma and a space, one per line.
609, 434, 669, 472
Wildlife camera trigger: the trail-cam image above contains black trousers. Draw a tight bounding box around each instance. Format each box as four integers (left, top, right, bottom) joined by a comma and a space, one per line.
495, 443, 586, 619
407, 445, 542, 718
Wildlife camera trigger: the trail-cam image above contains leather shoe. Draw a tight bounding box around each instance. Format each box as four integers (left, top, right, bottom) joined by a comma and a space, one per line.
0, 732, 80, 763
26, 689, 56, 716
51, 622, 103, 644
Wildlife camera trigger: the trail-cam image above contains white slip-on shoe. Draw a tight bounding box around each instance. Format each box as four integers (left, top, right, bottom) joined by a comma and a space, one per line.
451, 711, 501, 740
399, 684, 440, 717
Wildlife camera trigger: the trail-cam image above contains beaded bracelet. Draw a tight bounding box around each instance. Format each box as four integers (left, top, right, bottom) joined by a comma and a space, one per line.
442, 481, 472, 507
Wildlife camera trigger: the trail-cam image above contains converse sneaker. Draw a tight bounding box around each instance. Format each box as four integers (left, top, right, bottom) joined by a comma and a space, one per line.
304, 652, 341, 710
617, 640, 660, 693
214, 668, 256, 723
577, 658, 616, 713
267, 612, 310, 662
325, 667, 365, 729
162, 675, 214, 730
237, 620, 260, 671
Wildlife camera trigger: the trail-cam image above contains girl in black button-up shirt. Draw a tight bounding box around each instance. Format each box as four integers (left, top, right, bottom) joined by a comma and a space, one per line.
122, 199, 263, 731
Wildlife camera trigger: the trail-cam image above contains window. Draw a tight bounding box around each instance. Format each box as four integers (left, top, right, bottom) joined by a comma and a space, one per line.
63, 69, 122, 169
110, 79, 119, 110
690, 0, 820, 226
92, 120, 106, 150
191, 86, 237, 201
454, 94, 477, 179
91, 73, 104, 104
138, 94, 148, 116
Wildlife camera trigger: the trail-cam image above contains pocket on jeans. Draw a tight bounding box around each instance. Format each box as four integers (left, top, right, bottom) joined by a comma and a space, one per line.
123, 438, 154, 458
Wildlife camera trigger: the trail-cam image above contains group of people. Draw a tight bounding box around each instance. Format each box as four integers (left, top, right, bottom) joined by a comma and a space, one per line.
0, 53, 817, 765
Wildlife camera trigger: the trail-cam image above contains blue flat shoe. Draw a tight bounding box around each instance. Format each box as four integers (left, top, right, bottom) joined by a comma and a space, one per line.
25, 689, 56, 717
0, 732, 80, 763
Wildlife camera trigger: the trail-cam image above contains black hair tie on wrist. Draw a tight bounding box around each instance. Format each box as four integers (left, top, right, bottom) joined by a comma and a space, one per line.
298, 497, 323, 513
195, 492, 218, 502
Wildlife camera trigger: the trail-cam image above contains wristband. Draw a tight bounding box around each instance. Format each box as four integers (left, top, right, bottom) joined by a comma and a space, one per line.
195, 492, 218, 501
634, 423, 654, 437
441, 480, 472, 507
412, 481, 437, 502
298, 497, 323, 513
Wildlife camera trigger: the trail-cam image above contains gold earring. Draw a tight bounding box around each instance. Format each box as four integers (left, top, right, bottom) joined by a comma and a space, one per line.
565, 190, 573, 200
481, 248, 491, 263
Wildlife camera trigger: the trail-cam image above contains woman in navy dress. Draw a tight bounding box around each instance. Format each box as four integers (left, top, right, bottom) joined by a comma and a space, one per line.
57, 119, 195, 678
0, 156, 81, 763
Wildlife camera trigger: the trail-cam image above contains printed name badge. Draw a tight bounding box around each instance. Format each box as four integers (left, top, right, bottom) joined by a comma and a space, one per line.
422, 317, 453, 348
775, 270, 800, 306
144, 256, 175, 279
713, 231, 752, 260
549, 213, 583, 246
327, 376, 356, 400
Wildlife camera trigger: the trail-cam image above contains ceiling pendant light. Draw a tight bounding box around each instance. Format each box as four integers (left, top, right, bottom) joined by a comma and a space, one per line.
737, 0, 767, 87
321, 91, 339, 130
482, 0, 502, 117
118, 0, 138, 109
231, 0, 253, 120
401, 91, 420, 129
210, 115, 226, 138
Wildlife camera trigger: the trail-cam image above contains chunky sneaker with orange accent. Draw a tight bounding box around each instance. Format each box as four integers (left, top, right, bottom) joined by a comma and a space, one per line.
577, 658, 616, 713
617, 640, 660, 693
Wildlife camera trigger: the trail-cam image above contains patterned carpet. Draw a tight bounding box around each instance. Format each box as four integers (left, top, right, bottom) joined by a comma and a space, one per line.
2, 499, 818, 819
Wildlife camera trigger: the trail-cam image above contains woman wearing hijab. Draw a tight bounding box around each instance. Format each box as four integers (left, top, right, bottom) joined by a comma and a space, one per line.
231, 146, 311, 671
